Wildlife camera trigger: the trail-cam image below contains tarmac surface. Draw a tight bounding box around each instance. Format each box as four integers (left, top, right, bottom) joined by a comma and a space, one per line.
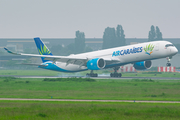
0, 98, 180, 103
0, 75, 180, 80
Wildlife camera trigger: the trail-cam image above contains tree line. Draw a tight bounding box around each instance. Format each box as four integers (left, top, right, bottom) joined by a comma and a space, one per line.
50, 25, 179, 55
102, 25, 125, 49
148, 25, 179, 53
50, 31, 93, 56
148, 25, 162, 41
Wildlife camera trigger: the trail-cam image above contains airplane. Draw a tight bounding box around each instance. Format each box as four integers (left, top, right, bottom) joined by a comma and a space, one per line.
4, 37, 178, 77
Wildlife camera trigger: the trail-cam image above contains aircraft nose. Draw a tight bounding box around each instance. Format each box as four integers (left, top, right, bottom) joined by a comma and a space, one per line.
173, 47, 178, 55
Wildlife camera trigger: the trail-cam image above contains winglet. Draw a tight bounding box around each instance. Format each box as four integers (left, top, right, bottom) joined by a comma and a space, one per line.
4, 47, 19, 55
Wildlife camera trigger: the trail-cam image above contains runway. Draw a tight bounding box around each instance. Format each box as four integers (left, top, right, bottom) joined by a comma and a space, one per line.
0, 98, 180, 103
0, 75, 180, 80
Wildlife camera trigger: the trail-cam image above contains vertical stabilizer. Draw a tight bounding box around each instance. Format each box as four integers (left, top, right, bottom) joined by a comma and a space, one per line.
34, 37, 53, 63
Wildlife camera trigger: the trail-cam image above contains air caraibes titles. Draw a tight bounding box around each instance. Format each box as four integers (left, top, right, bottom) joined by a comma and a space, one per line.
112, 47, 143, 57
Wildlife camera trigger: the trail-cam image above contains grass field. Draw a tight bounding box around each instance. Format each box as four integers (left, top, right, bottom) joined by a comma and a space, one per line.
1, 76, 180, 120
0, 70, 59, 76
0, 77, 180, 101
0, 101, 180, 120
0, 70, 180, 77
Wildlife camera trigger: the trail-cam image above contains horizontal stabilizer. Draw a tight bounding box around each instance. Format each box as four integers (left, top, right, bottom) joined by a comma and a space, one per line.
19, 63, 48, 67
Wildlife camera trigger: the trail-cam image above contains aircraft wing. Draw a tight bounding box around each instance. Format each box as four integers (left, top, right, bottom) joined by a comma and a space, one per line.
4, 47, 120, 66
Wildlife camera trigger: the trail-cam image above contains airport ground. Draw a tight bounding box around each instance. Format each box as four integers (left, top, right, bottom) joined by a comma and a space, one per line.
1, 77, 180, 101
0, 70, 180, 119
1, 69, 180, 78
0, 100, 180, 120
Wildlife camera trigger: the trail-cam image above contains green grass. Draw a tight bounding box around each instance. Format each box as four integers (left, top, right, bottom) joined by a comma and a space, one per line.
0, 70, 59, 76
122, 72, 180, 78
1, 77, 180, 101
0, 70, 180, 77
0, 101, 180, 120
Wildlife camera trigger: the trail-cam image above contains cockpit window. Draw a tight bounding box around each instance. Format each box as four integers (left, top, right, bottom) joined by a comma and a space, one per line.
165, 44, 174, 47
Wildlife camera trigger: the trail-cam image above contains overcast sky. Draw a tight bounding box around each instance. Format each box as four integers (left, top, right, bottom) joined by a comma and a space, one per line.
0, 0, 179, 38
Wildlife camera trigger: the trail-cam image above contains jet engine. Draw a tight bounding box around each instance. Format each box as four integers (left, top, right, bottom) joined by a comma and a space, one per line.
87, 58, 106, 70
133, 60, 152, 70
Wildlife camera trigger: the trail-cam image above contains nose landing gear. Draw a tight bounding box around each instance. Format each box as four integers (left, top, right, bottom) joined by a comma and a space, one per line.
110, 66, 122, 77
166, 57, 172, 66
166, 63, 171, 66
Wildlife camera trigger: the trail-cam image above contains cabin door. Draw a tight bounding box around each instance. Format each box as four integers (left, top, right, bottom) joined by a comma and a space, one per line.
155, 43, 159, 51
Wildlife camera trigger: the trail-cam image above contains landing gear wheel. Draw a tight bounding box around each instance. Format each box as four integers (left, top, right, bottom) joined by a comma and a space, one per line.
92, 73, 98, 77
169, 63, 171, 66
115, 73, 118, 77
86, 71, 98, 77
118, 73, 122, 77
86, 73, 90, 76
166, 63, 171, 66
166, 57, 172, 67
110, 73, 113, 77
110, 67, 122, 77
110, 73, 122, 77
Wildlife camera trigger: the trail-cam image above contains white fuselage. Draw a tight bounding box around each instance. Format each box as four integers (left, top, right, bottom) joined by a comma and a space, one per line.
43, 41, 178, 72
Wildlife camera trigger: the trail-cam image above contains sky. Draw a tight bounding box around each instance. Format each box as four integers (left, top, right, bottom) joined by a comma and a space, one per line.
0, 0, 179, 38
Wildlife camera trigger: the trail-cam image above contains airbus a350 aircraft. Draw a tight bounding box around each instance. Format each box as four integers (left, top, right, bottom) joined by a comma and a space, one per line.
4, 37, 178, 77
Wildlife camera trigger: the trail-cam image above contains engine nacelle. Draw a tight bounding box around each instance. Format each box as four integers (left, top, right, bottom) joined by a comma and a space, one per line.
133, 60, 152, 70
87, 58, 106, 70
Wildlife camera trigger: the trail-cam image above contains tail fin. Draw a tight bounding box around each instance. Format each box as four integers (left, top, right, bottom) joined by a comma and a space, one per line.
34, 37, 53, 63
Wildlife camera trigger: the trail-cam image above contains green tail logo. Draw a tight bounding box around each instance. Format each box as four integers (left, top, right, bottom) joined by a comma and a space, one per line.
38, 45, 51, 55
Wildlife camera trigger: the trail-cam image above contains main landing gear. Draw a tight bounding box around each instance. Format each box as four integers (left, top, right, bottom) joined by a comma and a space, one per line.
86, 70, 98, 77
166, 57, 172, 66
110, 66, 122, 77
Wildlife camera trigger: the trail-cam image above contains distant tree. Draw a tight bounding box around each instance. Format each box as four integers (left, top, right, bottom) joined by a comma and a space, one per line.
118, 25, 126, 46
102, 27, 109, 49
51, 31, 92, 55
148, 25, 156, 41
102, 27, 116, 49
102, 25, 126, 49
156, 26, 163, 40
75, 30, 85, 54
148, 25, 163, 41
116, 25, 121, 46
